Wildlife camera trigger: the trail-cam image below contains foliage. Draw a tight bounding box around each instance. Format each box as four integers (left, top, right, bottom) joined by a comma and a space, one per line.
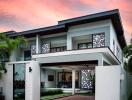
123, 44, 132, 73
0, 33, 27, 78
41, 89, 63, 96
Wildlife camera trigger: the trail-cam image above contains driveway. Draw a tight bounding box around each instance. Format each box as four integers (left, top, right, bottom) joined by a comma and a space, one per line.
55, 95, 95, 100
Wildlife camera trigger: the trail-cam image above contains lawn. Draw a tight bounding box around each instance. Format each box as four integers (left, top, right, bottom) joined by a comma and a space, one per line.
40, 93, 72, 100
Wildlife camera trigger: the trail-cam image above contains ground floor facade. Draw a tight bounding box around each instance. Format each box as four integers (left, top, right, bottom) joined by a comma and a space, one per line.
0, 48, 128, 100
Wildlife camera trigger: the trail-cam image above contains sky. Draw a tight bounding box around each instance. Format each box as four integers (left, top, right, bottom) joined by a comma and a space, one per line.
0, 0, 132, 43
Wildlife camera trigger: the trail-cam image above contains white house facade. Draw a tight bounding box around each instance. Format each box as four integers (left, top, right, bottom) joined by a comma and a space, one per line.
0, 9, 128, 100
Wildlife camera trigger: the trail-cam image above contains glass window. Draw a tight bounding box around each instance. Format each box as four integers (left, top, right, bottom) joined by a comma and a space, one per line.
13, 64, 25, 100
78, 42, 92, 49
113, 40, 115, 54
24, 50, 31, 61
50, 46, 66, 53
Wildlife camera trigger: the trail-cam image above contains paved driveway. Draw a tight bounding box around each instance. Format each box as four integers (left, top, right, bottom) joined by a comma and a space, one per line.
55, 95, 95, 100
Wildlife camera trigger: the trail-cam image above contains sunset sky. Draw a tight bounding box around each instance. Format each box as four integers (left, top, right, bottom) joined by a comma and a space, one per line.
0, 0, 132, 43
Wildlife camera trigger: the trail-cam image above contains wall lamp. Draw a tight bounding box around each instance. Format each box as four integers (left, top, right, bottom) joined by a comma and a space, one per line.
29, 67, 32, 72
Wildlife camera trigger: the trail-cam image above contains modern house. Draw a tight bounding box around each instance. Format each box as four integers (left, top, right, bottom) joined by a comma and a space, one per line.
0, 9, 128, 100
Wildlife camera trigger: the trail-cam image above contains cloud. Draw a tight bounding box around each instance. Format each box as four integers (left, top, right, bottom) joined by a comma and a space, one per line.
0, 0, 131, 43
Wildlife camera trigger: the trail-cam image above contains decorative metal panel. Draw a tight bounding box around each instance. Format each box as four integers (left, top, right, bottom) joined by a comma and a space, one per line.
93, 33, 105, 48
81, 70, 93, 89
41, 43, 50, 53
31, 44, 36, 54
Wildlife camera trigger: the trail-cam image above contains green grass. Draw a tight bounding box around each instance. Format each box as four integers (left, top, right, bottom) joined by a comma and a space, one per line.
40, 93, 71, 100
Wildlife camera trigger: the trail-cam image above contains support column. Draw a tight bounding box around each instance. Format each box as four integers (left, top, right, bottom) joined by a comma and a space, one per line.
72, 69, 76, 95
36, 35, 41, 54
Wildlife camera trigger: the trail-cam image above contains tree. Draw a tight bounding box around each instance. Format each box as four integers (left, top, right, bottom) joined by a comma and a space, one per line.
0, 33, 27, 78
123, 44, 132, 74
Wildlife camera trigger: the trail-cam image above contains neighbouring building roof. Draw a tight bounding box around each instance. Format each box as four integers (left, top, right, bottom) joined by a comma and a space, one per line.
3, 9, 126, 49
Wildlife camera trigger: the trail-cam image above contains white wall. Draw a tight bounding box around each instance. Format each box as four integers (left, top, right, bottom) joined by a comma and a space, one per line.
3, 64, 13, 100
67, 20, 111, 50
41, 69, 57, 88
110, 22, 123, 63
2, 61, 40, 100
25, 61, 40, 100
95, 65, 121, 100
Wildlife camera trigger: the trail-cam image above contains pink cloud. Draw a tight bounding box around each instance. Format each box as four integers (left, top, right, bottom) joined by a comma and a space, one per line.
0, 0, 131, 43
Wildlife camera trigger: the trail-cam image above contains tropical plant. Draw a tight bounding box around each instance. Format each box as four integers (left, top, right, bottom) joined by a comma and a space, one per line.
123, 44, 132, 74
0, 33, 27, 78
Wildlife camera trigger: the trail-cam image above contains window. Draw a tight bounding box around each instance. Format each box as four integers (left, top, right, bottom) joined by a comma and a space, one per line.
78, 42, 92, 49
30, 44, 36, 54
116, 46, 120, 58
24, 50, 31, 61
50, 46, 66, 53
48, 75, 54, 81
113, 40, 115, 54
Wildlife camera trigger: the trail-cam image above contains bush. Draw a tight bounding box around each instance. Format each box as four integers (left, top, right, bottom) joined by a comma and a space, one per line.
41, 89, 63, 96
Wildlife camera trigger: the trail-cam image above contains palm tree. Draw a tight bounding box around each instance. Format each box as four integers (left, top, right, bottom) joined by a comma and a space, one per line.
0, 33, 27, 78
123, 44, 132, 74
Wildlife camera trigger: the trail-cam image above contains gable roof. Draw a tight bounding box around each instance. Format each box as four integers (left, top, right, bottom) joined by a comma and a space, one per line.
4, 9, 126, 49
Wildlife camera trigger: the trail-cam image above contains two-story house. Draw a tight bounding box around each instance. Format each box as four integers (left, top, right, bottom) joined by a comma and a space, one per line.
1, 9, 127, 100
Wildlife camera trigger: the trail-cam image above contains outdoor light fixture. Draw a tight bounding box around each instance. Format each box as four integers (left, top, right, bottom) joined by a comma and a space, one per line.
29, 67, 32, 72
4, 68, 7, 73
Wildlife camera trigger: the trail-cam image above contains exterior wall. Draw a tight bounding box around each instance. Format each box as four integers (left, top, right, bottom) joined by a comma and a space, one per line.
37, 52, 103, 64
26, 61, 40, 100
3, 64, 13, 100
120, 68, 128, 100
1, 61, 40, 100
127, 73, 132, 98
95, 65, 121, 100
40, 35, 67, 48
67, 20, 111, 50
110, 21, 123, 63
41, 69, 57, 88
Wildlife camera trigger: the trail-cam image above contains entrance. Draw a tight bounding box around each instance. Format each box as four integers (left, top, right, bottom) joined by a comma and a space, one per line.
13, 64, 25, 100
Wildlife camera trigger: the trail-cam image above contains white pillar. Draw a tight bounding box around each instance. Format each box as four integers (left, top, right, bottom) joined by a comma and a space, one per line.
26, 61, 40, 100
36, 35, 41, 54
72, 69, 76, 95
67, 34, 72, 50
98, 58, 103, 66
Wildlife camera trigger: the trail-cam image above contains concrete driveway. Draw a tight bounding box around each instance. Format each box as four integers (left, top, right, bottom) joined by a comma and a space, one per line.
55, 95, 95, 100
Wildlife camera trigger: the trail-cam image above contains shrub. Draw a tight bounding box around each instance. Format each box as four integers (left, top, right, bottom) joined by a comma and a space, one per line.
41, 89, 63, 96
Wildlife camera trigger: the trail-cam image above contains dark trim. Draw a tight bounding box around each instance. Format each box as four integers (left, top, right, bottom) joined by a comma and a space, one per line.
41, 60, 98, 66
107, 47, 121, 64
4, 9, 126, 49
34, 46, 109, 55
13, 64, 15, 100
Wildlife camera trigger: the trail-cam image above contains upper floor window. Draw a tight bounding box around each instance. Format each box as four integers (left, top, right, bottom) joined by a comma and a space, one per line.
50, 46, 66, 53
30, 44, 36, 54
24, 50, 31, 61
113, 40, 115, 54
116, 46, 120, 58
78, 42, 92, 49
93, 33, 105, 48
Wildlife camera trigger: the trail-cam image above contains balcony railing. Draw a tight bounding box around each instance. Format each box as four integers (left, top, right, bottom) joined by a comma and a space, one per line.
30, 33, 105, 54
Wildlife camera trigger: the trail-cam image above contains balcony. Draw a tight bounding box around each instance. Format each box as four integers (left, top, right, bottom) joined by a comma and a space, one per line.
32, 47, 120, 65
33, 33, 105, 54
